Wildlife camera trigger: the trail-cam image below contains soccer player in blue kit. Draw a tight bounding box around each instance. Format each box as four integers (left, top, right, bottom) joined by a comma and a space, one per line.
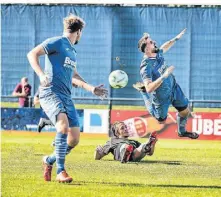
134, 28, 199, 140
27, 14, 108, 183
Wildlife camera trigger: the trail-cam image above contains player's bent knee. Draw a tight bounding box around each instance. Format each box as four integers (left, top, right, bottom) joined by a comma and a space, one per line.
175, 106, 188, 113
56, 122, 69, 134
57, 125, 69, 134
69, 139, 79, 148
177, 107, 190, 118
156, 117, 167, 124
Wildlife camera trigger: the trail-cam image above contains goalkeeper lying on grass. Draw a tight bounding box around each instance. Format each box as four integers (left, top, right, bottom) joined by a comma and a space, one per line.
94, 121, 158, 163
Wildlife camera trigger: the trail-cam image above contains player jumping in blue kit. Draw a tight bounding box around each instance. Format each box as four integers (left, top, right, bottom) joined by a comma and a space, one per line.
134, 28, 199, 140
27, 14, 108, 183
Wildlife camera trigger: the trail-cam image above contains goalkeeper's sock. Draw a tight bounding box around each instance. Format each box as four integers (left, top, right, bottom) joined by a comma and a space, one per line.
177, 114, 188, 135
55, 132, 68, 174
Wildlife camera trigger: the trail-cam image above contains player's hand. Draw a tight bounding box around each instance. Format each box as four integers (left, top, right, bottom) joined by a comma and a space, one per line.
93, 84, 108, 100
162, 66, 175, 79
96, 145, 104, 153
39, 74, 50, 87
94, 145, 105, 160
175, 28, 187, 41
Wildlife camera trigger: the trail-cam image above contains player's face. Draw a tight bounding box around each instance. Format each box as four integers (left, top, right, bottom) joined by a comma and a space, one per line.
118, 123, 129, 137
145, 38, 156, 53
75, 30, 82, 45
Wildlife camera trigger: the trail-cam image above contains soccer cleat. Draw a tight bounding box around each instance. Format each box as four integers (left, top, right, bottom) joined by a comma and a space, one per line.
144, 131, 158, 156
178, 131, 199, 139
42, 156, 53, 181
133, 82, 146, 92
56, 171, 73, 183
51, 140, 55, 147
120, 144, 134, 163
37, 118, 46, 133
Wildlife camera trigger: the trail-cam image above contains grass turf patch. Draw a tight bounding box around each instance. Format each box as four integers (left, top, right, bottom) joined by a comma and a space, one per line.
2, 132, 221, 197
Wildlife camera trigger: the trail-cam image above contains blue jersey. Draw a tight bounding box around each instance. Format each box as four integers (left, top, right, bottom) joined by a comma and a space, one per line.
140, 49, 176, 105
41, 36, 77, 98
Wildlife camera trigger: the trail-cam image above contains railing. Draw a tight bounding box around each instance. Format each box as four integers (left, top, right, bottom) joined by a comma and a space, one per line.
1, 96, 221, 109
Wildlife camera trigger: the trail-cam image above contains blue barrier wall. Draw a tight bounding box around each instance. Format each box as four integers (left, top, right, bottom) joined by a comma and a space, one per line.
1, 5, 221, 107
1, 108, 84, 132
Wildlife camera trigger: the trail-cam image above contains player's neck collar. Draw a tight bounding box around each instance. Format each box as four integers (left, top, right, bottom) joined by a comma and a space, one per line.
144, 54, 156, 59
62, 35, 74, 48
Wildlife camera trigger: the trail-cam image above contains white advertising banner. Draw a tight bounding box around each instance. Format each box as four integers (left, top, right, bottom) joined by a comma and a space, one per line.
83, 109, 109, 134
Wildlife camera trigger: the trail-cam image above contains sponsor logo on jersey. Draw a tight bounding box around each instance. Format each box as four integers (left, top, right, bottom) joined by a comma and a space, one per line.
158, 64, 167, 75
63, 57, 77, 70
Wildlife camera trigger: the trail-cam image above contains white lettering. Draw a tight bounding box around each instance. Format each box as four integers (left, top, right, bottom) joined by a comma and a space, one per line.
192, 118, 203, 134
64, 57, 71, 64
158, 64, 167, 75
203, 119, 213, 135
192, 118, 221, 136
214, 119, 221, 136
64, 57, 77, 70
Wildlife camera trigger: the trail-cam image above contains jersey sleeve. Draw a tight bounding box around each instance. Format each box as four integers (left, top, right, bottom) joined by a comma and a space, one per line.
102, 140, 112, 154
140, 59, 152, 83
41, 37, 61, 55
157, 49, 164, 58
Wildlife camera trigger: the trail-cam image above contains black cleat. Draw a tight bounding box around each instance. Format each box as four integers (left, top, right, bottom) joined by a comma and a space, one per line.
37, 118, 46, 133
51, 140, 55, 147
133, 82, 146, 92
178, 131, 199, 139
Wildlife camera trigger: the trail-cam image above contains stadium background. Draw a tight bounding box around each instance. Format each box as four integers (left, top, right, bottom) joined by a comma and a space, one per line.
1, 4, 221, 107
1, 4, 221, 138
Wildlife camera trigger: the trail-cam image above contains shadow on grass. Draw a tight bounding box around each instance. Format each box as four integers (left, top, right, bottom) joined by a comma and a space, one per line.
139, 160, 183, 165
73, 181, 221, 189
104, 159, 183, 165
34, 153, 44, 156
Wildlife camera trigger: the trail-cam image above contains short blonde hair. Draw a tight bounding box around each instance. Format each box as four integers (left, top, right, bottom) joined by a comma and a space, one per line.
63, 14, 85, 33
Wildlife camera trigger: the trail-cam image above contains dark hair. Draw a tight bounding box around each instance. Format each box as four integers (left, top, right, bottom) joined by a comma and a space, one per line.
63, 14, 85, 33
138, 33, 150, 53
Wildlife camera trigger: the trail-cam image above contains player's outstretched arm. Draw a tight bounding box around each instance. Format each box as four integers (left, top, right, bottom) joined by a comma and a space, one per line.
160, 28, 187, 53
27, 45, 50, 87
72, 75, 108, 100
94, 145, 107, 160
72, 70, 87, 87
144, 66, 175, 93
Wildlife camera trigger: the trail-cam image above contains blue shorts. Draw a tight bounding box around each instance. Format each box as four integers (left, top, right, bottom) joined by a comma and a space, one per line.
171, 83, 189, 109
39, 88, 79, 127
141, 83, 188, 120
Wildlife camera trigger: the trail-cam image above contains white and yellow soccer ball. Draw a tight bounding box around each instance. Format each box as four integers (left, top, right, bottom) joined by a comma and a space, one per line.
108, 70, 128, 89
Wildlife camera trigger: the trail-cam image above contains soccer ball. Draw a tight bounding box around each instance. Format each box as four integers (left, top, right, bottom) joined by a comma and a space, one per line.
108, 70, 128, 88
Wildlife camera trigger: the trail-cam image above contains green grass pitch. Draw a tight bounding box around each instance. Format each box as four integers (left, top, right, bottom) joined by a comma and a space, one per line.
2, 131, 221, 197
